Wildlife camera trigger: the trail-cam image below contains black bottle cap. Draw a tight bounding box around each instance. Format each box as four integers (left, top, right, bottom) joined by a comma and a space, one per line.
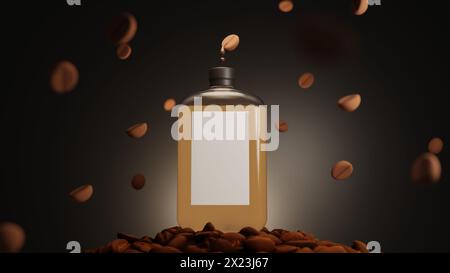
209, 67, 234, 87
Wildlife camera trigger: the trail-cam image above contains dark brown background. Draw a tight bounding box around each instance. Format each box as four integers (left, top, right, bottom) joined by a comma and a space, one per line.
1, 0, 449, 252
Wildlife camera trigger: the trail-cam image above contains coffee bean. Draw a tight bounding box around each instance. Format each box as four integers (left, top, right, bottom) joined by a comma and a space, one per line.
276, 121, 289, 133
214, 230, 224, 236
117, 233, 140, 243
185, 245, 207, 253
239, 226, 260, 237
278, 0, 294, 13
194, 231, 220, 241
0, 222, 25, 253
154, 230, 174, 245
131, 174, 145, 190
140, 236, 152, 243
164, 226, 182, 234
124, 249, 142, 253
151, 243, 163, 250
167, 235, 188, 250
222, 232, 245, 241
428, 137, 444, 155
298, 72, 315, 89
260, 227, 270, 233
352, 240, 369, 253
116, 44, 132, 60
98, 243, 112, 253
164, 98, 176, 112
69, 184, 93, 203
315, 245, 347, 253
151, 246, 182, 253
106, 12, 138, 45
342, 245, 360, 253
301, 232, 316, 240
244, 236, 275, 252
318, 240, 338, 247
296, 247, 314, 253
221, 34, 240, 52
331, 160, 354, 180
111, 239, 130, 253
352, 0, 369, 16
285, 240, 317, 249
270, 230, 282, 238
50, 61, 79, 94
132, 241, 152, 253
280, 231, 305, 242
126, 122, 148, 138
222, 232, 246, 247
202, 222, 215, 232
272, 228, 287, 234
275, 245, 298, 253
179, 227, 195, 234
411, 153, 442, 184
338, 94, 362, 112
210, 238, 236, 253
260, 233, 282, 245
177, 233, 194, 240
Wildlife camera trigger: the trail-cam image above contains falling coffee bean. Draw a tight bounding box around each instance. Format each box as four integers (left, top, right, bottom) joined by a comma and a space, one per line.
50, 61, 79, 94
126, 122, 148, 139
131, 174, 145, 190
338, 94, 361, 112
276, 121, 289, 133
0, 222, 26, 253
278, 0, 294, 13
117, 44, 132, 60
428, 137, 444, 155
411, 153, 442, 184
164, 98, 176, 112
221, 34, 240, 52
105, 12, 138, 45
298, 72, 315, 89
331, 160, 354, 180
69, 184, 94, 203
352, 0, 369, 16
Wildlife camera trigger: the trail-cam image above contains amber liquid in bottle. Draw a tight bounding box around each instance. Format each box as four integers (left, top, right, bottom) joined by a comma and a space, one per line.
177, 67, 267, 231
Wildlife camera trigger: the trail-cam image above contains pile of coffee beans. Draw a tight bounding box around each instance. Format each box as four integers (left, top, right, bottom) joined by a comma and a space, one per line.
85, 222, 369, 253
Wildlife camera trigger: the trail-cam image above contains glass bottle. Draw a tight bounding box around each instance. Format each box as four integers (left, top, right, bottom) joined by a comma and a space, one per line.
176, 66, 267, 231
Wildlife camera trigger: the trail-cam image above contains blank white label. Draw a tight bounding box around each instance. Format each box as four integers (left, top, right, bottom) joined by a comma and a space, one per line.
191, 111, 250, 205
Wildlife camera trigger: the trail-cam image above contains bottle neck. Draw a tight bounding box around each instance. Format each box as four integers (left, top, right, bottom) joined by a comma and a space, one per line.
209, 79, 234, 88
209, 67, 234, 88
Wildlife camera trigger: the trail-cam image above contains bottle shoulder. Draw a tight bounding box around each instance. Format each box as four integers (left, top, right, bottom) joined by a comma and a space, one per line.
182, 87, 264, 106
